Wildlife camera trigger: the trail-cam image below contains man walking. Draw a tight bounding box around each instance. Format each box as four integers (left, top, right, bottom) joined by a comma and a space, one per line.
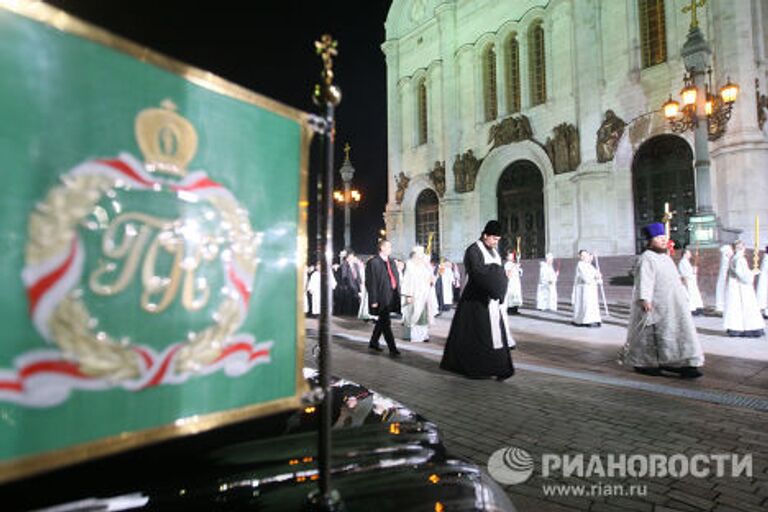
401, 246, 435, 342
440, 221, 515, 380
537, 253, 558, 311
678, 247, 704, 316
623, 222, 704, 378
572, 250, 602, 327
365, 239, 402, 356
723, 240, 765, 337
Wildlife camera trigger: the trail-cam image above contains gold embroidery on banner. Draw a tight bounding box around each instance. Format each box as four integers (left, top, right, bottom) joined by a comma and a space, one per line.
135, 100, 197, 177
88, 212, 218, 314
25, 104, 262, 379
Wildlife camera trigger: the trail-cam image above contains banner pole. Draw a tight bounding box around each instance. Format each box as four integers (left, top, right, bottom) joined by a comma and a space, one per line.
307, 34, 344, 512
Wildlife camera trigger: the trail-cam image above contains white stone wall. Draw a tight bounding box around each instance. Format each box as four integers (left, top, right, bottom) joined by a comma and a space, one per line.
383, 0, 768, 261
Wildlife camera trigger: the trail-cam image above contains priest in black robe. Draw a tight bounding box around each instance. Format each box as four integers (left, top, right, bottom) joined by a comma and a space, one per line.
440, 221, 515, 380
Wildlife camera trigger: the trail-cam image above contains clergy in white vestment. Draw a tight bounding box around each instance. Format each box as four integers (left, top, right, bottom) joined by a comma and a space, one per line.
304, 265, 313, 314
439, 260, 454, 310
723, 240, 766, 337
307, 265, 336, 317
504, 252, 523, 315
678, 248, 704, 316
401, 246, 436, 342
715, 244, 733, 313
536, 253, 559, 311
623, 222, 704, 378
451, 261, 462, 303
571, 250, 602, 327
357, 260, 377, 322
756, 247, 768, 319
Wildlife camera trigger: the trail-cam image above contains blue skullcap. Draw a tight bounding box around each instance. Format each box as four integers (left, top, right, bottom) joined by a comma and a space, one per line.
642, 222, 665, 240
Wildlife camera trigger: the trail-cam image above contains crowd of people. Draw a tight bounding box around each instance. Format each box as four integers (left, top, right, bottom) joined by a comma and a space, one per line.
304, 220, 767, 382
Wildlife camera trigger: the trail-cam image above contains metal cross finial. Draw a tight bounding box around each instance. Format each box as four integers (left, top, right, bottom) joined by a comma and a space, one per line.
343, 142, 351, 161
313, 34, 341, 107
682, 0, 706, 30
314, 34, 338, 87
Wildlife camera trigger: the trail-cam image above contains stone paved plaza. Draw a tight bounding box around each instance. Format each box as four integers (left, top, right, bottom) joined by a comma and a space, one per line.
305, 309, 768, 511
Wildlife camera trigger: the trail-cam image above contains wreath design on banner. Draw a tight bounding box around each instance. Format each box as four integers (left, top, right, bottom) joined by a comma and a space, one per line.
1, 102, 273, 407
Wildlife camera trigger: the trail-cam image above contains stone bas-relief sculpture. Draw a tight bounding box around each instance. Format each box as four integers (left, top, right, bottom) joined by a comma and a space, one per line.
596, 110, 627, 163
488, 115, 534, 149
429, 160, 446, 198
395, 171, 410, 205
545, 123, 580, 174
453, 150, 481, 193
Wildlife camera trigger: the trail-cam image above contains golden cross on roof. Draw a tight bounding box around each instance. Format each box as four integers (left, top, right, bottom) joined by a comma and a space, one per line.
344, 142, 351, 161
682, 0, 706, 30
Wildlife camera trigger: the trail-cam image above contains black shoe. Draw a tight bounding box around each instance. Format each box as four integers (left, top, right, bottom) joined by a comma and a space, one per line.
368, 345, 383, 352
680, 366, 703, 379
634, 366, 662, 376
389, 349, 402, 357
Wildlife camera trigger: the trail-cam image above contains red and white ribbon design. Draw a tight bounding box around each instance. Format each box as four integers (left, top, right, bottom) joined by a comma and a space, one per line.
2, 153, 266, 407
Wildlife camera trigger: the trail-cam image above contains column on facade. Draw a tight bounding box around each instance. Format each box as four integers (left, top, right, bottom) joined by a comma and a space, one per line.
382, 39, 406, 249
435, 2, 465, 259
568, 0, 623, 255
571, 0, 603, 165
709, 0, 768, 242
382, 40, 402, 206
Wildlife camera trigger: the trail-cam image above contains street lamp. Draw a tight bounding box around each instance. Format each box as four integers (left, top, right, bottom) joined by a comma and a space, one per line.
663, 71, 739, 140
336, 143, 361, 249
660, 0, 739, 246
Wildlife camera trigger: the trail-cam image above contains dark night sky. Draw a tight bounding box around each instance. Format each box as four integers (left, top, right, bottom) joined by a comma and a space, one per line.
45, 0, 393, 255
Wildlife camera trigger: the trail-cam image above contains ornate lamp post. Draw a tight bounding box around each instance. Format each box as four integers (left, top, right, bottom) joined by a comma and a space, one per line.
334, 143, 361, 249
661, 0, 739, 245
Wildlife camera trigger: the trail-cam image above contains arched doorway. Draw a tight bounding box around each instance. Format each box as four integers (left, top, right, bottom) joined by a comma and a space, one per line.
415, 189, 440, 257
497, 160, 545, 258
632, 135, 695, 253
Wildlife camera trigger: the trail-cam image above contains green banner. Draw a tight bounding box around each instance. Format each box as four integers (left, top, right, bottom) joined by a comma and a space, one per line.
0, 2, 309, 481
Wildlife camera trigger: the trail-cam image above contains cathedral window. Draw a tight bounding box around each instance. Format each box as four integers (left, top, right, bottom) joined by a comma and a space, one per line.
639, 0, 667, 68
529, 21, 546, 106
415, 189, 440, 255
506, 34, 521, 113
483, 44, 498, 121
417, 78, 428, 145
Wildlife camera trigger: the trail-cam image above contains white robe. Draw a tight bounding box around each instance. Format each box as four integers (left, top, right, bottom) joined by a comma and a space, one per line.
307, 270, 336, 315
304, 269, 311, 313
536, 262, 558, 311
572, 261, 601, 325
401, 260, 435, 342
357, 266, 377, 321
624, 250, 704, 368
678, 258, 704, 311
715, 245, 732, 313
756, 254, 768, 315
441, 266, 454, 306
504, 261, 523, 307
723, 251, 765, 333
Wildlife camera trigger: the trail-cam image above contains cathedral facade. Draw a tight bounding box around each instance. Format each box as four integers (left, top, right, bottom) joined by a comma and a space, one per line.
382, 0, 768, 260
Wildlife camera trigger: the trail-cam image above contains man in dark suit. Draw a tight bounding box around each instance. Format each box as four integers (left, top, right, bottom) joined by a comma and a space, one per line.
365, 239, 401, 356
